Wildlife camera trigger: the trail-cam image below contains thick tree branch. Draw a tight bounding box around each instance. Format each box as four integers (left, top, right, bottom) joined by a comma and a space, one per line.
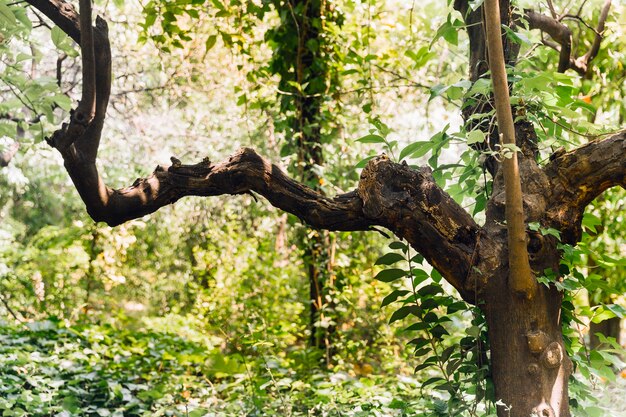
65, 147, 480, 302
68, 149, 371, 229
24, 0, 482, 303
545, 132, 626, 244
358, 157, 481, 298
74, 0, 96, 125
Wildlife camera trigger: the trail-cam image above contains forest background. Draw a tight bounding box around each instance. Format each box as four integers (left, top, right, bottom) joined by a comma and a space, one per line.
0, 0, 625, 416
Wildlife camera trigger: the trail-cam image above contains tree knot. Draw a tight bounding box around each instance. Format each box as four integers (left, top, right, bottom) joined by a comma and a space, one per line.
540, 342, 563, 368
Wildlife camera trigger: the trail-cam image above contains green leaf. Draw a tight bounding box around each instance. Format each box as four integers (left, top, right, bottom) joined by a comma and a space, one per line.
466, 326, 481, 337
404, 321, 429, 331
414, 362, 435, 372
606, 304, 626, 318
53, 94, 72, 111
468, 78, 491, 96
355, 155, 376, 169
381, 290, 410, 307
205, 34, 217, 51
375, 252, 405, 265
389, 305, 418, 323
435, 19, 458, 46
0, 2, 16, 27
422, 376, 445, 387
374, 268, 407, 283
582, 212, 602, 233
399, 141, 433, 161
408, 337, 430, 349
389, 241, 408, 251
422, 312, 439, 323
51, 26, 67, 49
466, 130, 486, 145
357, 134, 386, 143
446, 301, 467, 314
417, 284, 443, 297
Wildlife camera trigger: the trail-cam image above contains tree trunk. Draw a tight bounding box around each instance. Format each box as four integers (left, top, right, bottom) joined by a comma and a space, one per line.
485, 273, 572, 417
590, 317, 622, 349
286, 0, 336, 360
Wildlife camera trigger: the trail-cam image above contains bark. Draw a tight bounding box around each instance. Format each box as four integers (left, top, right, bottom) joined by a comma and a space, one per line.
484, 273, 572, 417
74, 0, 96, 125
544, 132, 626, 244
479, 121, 572, 417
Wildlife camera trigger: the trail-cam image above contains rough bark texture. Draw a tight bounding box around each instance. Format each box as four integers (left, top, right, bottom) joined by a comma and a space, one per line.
481, 123, 571, 417
23, 1, 626, 416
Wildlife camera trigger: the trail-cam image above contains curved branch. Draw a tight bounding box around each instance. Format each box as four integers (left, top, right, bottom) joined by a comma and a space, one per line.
25, 0, 483, 302
74, 0, 96, 125
69, 148, 373, 230
545, 132, 626, 243
524, 1, 612, 75
525, 10, 574, 73
358, 157, 481, 298
577, 0, 611, 70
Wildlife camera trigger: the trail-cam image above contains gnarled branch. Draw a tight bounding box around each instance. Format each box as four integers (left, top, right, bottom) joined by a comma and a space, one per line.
24, 0, 483, 302
545, 132, 626, 243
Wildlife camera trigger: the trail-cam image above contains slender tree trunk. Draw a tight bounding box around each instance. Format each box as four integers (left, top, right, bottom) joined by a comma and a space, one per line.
484, 0, 535, 298
589, 292, 622, 349
590, 316, 622, 348
287, 0, 336, 361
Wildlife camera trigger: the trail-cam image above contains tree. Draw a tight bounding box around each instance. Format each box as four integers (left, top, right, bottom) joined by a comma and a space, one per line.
266, 0, 340, 358
9, 0, 626, 416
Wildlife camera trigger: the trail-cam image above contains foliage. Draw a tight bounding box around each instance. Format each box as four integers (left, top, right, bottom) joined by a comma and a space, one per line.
0, 319, 433, 417
1, 0, 626, 416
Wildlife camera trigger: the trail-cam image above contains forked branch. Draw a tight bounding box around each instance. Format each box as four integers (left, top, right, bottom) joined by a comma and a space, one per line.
525, 0, 612, 75
545, 132, 626, 244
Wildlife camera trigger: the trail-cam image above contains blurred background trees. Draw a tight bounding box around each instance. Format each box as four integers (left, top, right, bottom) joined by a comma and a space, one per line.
0, 0, 625, 415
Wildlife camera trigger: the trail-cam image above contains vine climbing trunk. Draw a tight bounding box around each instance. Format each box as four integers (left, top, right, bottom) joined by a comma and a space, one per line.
483, 0, 535, 298
272, 0, 338, 362
296, 0, 335, 361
